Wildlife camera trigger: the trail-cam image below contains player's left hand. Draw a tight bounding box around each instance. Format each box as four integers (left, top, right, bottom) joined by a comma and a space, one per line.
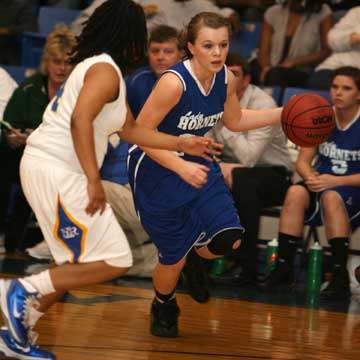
178, 136, 223, 161
305, 174, 339, 192
86, 178, 106, 216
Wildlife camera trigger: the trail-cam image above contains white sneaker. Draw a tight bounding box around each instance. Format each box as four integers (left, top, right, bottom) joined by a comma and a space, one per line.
26, 241, 52, 260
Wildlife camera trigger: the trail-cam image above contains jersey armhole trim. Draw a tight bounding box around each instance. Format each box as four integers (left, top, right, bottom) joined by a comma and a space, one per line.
163, 69, 186, 92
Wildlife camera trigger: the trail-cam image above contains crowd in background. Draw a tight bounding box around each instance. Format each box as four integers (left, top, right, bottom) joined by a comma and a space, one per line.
0, 0, 359, 301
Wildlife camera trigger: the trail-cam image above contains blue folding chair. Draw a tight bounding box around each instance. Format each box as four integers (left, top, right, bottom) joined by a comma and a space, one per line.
36, 7, 80, 35
260, 86, 282, 105
229, 22, 262, 60
21, 7, 80, 68
1, 65, 35, 85
281, 87, 332, 106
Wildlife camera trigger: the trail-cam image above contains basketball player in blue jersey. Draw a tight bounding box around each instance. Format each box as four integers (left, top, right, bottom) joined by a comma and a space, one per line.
0, 2, 222, 359
127, 24, 211, 303
261, 66, 360, 300
127, 12, 284, 337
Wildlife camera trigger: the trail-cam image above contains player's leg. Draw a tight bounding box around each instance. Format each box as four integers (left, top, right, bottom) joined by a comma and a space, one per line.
194, 178, 245, 260
0, 259, 130, 345
0, 260, 129, 359
150, 258, 185, 337
0, 156, 133, 352
321, 190, 352, 299
140, 204, 204, 337
261, 184, 311, 289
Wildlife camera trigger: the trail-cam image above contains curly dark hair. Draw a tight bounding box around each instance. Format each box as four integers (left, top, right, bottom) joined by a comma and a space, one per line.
70, 0, 147, 73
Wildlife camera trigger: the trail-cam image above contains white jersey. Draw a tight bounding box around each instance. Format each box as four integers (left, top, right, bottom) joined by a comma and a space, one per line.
25, 53, 127, 173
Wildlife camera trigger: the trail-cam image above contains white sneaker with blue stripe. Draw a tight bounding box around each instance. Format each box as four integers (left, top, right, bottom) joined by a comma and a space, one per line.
0, 279, 39, 346
0, 328, 55, 359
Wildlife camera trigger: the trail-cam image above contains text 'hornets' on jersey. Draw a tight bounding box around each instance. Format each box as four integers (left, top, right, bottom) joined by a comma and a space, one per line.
315, 109, 360, 176
157, 60, 227, 138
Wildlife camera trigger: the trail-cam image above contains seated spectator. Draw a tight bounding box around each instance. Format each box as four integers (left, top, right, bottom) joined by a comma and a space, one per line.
0, 68, 17, 237
215, 0, 275, 22
0, 0, 37, 65
0, 68, 17, 127
100, 25, 182, 278
255, 0, 332, 88
142, 0, 240, 32
71, 0, 239, 35
71, 0, 106, 35
261, 66, 360, 300
210, 53, 293, 285
0, 24, 76, 253
307, 6, 360, 90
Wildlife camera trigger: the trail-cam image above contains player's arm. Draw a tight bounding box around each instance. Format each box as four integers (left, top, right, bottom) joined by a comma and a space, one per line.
126, 73, 216, 188
119, 101, 221, 160
295, 147, 318, 180
331, 173, 360, 187
221, 70, 282, 132
71, 62, 118, 215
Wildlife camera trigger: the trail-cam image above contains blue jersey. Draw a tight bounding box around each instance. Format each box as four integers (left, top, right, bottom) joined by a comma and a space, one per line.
100, 141, 129, 185
100, 66, 158, 185
128, 60, 242, 264
126, 65, 158, 118
315, 111, 360, 176
159, 61, 227, 137
129, 60, 229, 207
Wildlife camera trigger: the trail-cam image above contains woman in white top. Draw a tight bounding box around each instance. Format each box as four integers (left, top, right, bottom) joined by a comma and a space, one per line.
257, 0, 332, 87
0, 1, 221, 358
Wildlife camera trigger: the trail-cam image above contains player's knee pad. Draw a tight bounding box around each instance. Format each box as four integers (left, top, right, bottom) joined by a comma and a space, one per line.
207, 229, 244, 256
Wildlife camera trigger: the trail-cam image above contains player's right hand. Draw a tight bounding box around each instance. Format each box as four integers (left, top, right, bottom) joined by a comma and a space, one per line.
86, 178, 106, 216
178, 136, 223, 161
177, 161, 210, 189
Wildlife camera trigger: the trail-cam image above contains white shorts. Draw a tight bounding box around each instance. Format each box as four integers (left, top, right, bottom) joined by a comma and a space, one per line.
20, 154, 132, 267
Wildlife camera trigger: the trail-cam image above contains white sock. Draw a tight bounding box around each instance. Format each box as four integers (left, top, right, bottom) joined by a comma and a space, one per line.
20, 270, 56, 296
28, 307, 44, 328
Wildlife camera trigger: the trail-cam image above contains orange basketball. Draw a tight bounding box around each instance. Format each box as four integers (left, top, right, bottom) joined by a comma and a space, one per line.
281, 93, 335, 147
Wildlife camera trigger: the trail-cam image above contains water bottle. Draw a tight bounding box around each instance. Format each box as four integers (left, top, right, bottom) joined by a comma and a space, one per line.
210, 257, 228, 276
307, 242, 323, 293
265, 238, 278, 275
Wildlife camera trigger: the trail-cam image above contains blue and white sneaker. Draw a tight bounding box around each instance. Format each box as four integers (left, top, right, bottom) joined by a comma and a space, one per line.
0, 328, 55, 359
0, 279, 40, 346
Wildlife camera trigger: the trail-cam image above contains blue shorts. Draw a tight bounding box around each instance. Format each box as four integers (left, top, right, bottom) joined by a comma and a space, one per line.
128, 149, 243, 265
304, 185, 360, 230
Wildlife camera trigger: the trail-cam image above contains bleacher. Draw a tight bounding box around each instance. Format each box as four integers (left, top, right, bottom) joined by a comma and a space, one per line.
21, 6, 80, 68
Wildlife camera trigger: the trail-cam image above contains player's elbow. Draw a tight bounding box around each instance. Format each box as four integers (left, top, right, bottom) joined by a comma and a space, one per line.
70, 113, 82, 135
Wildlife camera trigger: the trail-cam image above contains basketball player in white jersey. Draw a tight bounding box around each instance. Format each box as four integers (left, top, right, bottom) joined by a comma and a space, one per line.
0, 1, 222, 359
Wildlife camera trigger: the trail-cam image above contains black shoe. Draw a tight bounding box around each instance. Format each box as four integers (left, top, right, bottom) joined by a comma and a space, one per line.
181, 250, 210, 303
210, 264, 257, 286
321, 268, 350, 300
259, 261, 293, 290
150, 298, 180, 337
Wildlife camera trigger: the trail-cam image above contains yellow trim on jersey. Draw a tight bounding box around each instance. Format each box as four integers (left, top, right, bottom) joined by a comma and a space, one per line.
53, 194, 88, 263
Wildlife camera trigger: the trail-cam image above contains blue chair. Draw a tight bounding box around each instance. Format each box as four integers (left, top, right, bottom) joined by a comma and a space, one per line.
260, 86, 282, 105
229, 22, 262, 60
1, 65, 35, 85
281, 87, 332, 106
21, 7, 80, 68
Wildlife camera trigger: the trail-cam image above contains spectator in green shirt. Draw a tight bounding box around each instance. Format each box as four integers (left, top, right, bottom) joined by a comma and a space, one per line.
0, 24, 76, 253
